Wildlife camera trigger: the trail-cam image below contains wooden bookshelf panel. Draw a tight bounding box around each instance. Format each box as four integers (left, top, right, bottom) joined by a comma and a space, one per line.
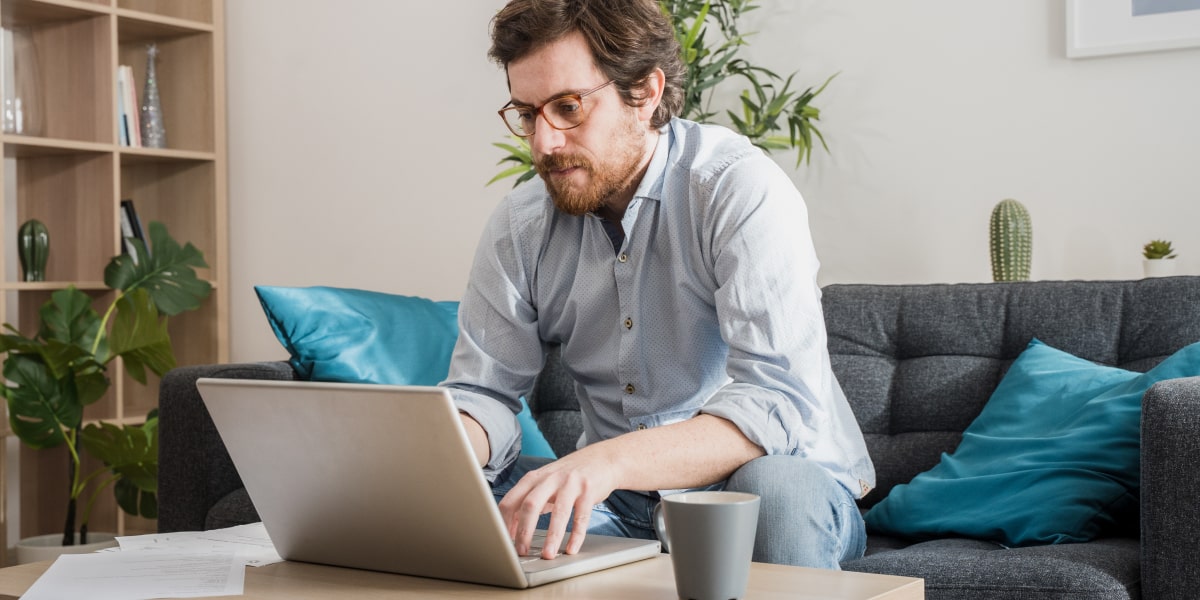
118, 0, 212, 25
0, 0, 106, 30
2, 0, 224, 543
120, 370, 157, 420
5, 12, 112, 143
119, 158, 216, 281
169, 292, 218, 366
14, 152, 115, 282
117, 29, 213, 152
20, 444, 120, 539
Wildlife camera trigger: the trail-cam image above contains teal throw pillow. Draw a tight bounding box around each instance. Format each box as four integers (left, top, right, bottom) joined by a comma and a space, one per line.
865, 338, 1200, 547
255, 285, 556, 458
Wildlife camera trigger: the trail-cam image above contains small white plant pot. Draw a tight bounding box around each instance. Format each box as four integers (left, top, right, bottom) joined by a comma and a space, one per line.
1143, 259, 1177, 278
15, 532, 117, 564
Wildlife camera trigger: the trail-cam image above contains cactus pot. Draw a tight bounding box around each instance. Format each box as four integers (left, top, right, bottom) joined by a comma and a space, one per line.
1143, 259, 1177, 278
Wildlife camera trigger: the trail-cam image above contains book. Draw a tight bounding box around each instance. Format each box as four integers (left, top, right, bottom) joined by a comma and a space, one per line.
119, 65, 142, 147
120, 199, 148, 264
116, 69, 129, 146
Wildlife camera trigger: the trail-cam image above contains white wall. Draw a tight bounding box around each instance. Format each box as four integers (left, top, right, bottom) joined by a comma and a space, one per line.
227, 1, 1200, 362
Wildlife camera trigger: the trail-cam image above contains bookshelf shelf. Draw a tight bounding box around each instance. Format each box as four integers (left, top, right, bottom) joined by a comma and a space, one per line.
0, 0, 228, 553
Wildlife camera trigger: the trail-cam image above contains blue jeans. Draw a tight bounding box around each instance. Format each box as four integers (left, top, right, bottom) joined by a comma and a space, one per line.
491, 454, 866, 569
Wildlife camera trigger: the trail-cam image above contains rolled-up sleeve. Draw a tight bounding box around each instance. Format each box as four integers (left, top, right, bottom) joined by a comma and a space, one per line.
697, 155, 832, 458
442, 195, 546, 482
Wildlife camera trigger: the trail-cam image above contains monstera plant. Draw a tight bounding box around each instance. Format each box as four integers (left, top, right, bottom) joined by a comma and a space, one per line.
1, 222, 211, 545
489, 0, 836, 186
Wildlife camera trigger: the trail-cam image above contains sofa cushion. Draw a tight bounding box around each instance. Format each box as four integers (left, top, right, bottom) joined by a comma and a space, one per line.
866, 338, 1200, 547
254, 285, 555, 458
843, 537, 1139, 600
824, 278, 1200, 510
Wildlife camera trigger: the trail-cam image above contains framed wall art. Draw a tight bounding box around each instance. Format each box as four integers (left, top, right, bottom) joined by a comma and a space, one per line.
1067, 0, 1200, 58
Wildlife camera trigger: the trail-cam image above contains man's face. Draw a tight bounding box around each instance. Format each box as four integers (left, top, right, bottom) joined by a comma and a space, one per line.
506, 31, 649, 216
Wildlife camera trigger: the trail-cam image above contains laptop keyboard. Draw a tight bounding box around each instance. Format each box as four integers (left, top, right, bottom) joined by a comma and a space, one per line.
519, 531, 549, 564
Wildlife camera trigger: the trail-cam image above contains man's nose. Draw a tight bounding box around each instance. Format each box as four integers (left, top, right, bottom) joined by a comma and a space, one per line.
529, 114, 566, 156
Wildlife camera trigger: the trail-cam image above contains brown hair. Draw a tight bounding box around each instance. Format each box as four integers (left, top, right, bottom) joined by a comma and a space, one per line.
489, 0, 684, 129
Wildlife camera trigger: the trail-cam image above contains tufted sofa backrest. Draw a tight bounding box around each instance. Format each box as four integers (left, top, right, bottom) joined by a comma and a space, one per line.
527, 277, 1200, 506
823, 277, 1200, 507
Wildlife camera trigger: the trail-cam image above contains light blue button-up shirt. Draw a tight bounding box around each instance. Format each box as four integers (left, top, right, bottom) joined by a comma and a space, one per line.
444, 118, 875, 499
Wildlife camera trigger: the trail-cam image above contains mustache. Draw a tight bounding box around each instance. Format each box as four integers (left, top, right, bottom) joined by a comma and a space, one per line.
535, 153, 590, 173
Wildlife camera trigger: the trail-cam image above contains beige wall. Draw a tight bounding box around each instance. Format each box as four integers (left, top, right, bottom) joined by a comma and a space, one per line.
226, 1, 1200, 362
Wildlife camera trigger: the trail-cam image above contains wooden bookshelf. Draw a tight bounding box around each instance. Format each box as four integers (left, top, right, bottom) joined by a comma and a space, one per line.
0, 0, 227, 558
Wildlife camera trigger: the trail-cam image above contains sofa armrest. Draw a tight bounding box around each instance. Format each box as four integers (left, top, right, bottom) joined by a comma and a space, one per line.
157, 361, 298, 533
1141, 375, 1200, 599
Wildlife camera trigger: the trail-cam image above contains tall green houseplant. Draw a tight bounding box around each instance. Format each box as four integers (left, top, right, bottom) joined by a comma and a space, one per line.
1, 222, 211, 545
488, 0, 836, 186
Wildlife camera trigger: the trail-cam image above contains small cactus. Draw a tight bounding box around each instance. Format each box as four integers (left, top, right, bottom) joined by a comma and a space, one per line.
989, 199, 1031, 282
1142, 239, 1177, 260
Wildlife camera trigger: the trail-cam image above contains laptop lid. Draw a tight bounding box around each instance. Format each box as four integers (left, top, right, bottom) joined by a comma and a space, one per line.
196, 378, 659, 589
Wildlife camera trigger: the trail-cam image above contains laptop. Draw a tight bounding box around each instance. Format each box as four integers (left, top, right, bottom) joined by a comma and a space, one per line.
195, 378, 661, 589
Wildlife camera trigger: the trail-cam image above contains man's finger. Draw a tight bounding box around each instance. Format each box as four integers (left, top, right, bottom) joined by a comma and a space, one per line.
564, 497, 593, 555
541, 479, 583, 559
511, 485, 556, 556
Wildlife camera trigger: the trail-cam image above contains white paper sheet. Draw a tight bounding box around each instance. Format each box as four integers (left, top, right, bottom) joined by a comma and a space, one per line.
20, 550, 245, 600
117, 522, 283, 566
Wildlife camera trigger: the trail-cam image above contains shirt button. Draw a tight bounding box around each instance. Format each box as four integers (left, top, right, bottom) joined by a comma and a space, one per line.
624, 383, 635, 394
624, 318, 633, 329
618, 253, 628, 263
637, 423, 647, 431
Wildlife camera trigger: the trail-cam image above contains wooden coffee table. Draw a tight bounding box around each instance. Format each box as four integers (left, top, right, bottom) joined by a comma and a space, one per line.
0, 554, 923, 599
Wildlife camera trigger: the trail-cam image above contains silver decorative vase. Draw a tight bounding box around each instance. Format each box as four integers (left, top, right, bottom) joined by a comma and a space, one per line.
140, 43, 166, 148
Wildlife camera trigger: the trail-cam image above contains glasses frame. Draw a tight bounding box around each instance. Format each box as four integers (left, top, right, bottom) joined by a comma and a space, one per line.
498, 80, 616, 138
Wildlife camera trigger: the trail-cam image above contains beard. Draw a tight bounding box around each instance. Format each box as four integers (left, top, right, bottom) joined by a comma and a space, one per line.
533, 113, 645, 217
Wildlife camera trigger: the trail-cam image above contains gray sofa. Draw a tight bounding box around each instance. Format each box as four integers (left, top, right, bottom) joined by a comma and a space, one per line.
158, 277, 1200, 599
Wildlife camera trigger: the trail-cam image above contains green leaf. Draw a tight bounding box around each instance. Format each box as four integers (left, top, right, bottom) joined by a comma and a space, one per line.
82, 418, 159, 518
487, 163, 536, 187
4, 355, 80, 449
39, 287, 100, 349
515, 169, 539, 186
682, 2, 711, 50
105, 222, 212, 317
109, 289, 176, 384
114, 479, 158, 519
491, 142, 528, 157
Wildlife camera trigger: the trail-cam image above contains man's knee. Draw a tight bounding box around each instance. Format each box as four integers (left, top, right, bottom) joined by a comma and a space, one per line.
727, 454, 829, 498
725, 455, 863, 569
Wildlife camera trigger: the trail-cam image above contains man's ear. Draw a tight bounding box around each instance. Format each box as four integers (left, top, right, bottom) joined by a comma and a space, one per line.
636, 67, 667, 123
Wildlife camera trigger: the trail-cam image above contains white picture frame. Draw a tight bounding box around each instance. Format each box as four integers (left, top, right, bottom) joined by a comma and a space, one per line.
1067, 0, 1200, 58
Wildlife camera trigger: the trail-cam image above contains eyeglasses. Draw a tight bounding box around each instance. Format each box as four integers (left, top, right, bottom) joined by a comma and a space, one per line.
498, 80, 615, 138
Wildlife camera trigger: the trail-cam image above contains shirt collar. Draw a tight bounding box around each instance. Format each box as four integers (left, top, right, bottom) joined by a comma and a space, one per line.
629, 125, 671, 203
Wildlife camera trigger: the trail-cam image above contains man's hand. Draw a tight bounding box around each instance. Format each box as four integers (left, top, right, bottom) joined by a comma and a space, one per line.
498, 414, 763, 560
497, 443, 619, 560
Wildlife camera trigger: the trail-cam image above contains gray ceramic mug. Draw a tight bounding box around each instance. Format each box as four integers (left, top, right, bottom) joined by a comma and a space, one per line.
653, 491, 761, 600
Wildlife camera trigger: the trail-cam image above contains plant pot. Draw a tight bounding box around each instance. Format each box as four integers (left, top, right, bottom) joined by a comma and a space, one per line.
14, 532, 117, 564
1143, 259, 1177, 278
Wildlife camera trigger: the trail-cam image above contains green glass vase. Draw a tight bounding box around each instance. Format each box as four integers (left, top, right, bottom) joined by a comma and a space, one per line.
18, 218, 49, 282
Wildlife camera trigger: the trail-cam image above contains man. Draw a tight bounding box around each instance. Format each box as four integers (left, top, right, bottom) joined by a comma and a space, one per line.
442, 0, 875, 569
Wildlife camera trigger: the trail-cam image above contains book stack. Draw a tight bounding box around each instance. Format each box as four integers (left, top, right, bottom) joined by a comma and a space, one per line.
116, 65, 142, 147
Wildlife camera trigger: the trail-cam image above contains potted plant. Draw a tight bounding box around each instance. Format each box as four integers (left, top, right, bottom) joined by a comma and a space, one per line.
2, 222, 210, 558
1142, 239, 1178, 278
488, 0, 837, 186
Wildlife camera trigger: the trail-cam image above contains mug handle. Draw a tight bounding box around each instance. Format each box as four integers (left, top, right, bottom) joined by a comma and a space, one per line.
652, 502, 670, 552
